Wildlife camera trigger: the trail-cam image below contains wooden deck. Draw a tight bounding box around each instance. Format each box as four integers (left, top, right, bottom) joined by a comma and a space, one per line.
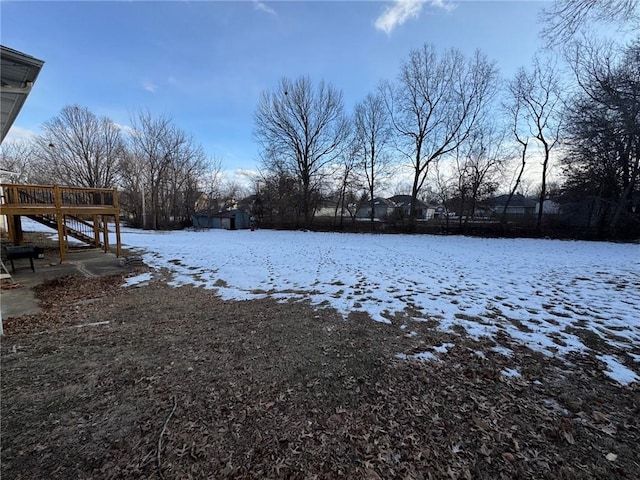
1, 183, 122, 262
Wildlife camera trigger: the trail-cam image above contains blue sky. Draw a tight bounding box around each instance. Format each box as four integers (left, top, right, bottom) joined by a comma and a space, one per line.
2, 1, 550, 176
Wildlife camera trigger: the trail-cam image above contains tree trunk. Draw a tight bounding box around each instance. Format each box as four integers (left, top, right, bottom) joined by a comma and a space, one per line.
502, 142, 527, 224
537, 144, 550, 229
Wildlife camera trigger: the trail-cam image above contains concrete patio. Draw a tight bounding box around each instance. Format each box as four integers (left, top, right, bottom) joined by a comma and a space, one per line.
1, 248, 125, 320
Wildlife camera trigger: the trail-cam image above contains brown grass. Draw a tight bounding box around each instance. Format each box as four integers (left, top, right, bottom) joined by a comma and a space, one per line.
1, 274, 639, 479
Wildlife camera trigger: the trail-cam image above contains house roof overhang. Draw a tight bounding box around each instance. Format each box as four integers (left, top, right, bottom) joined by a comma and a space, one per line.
1, 45, 45, 144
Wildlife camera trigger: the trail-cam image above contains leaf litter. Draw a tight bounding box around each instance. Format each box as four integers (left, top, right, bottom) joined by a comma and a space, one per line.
2, 273, 639, 479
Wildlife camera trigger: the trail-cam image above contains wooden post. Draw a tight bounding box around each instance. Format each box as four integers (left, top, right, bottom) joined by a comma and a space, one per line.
113, 189, 122, 257
114, 217, 122, 258
13, 215, 24, 245
9, 185, 18, 206
56, 214, 66, 263
102, 215, 110, 253
54, 185, 66, 263
6, 214, 16, 244
92, 214, 101, 248
5, 186, 22, 244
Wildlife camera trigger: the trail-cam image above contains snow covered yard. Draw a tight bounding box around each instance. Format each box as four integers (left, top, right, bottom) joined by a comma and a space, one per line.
119, 228, 640, 385
5, 223, 640, 478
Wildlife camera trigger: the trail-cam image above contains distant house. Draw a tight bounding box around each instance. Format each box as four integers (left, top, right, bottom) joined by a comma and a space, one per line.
356, 197, 396, 221
192, 209, 252, 230
314, 198, 340, 218
536, 199, 560, 215
193, 192, 210, 213
388, 195, 435, 220
194, 192, 239, 214
237, 195, 258, 212
0, 169, 19, 234
490, 194, 537, 216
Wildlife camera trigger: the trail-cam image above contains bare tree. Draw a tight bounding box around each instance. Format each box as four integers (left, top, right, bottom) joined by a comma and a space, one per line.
541, 0, 639, 46
219, 179, 250, 210
343, 188, 368, 224
254, 166, 301, 228
354, 91, 393, 228
128, 111, 208, 229
197, 157, 225, 210
0, 139, 36, 183
509, 57, 564, 229
33, 105, 125, 188
562, 39, 640, 234
383, 44, 498, 227
254, 76, 350, 227
128, 112, 172, 228
118, 150, 146, 226
502, 76, 532, 223
453, 122, 506, 225
432, 160, 456, 229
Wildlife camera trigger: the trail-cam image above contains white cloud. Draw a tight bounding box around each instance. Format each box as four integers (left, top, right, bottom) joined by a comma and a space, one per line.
224, 168, 258, 190
142, 80, 158, 93
253, 1, 277, 17
374, 0, 451, 34
112, 122, 135, 136
3, 125, 39, 142
430, 0, 450, 9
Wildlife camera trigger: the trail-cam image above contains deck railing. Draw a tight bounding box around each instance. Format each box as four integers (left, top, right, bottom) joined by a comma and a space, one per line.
1, 183, 122, 262
1, 183, 118, 213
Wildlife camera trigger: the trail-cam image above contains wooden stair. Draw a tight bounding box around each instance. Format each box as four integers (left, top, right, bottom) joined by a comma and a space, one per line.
27, 213, 101, 248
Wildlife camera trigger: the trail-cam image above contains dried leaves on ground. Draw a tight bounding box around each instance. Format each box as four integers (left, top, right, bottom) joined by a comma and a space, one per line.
2, 274, 639, 479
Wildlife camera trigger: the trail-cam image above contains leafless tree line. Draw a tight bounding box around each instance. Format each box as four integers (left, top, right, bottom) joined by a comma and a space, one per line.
1, 0, 637, 236
541, 0, 639, 46
252, 0, 638, 235
253, 43, 564, 230
0, 107, 221, 230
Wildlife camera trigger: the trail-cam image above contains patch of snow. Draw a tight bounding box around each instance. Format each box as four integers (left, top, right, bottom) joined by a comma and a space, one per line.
395, 351, 438, 362
115, 229, 639, 381
21, 219, 640, 383
492, 345, 514, 357
433, 342, 455, 354
543, 398, 570, 416
123, 272, 153, 287
501, 368, 521, 378
411, 351, 437, 362
410, 316, 431, 323
596, 355, 639, 386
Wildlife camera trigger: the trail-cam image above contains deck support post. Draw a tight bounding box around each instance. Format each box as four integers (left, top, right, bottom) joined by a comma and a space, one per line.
54, 185, 66, 263
102, 215, 110, 253
112, 189, 122, 257
92, 214, 101, 248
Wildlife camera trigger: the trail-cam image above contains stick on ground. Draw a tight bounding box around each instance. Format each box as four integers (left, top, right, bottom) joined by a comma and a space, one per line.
157, 395, 178, 480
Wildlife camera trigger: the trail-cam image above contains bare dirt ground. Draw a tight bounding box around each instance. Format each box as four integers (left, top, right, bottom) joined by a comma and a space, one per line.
2, 254, 639, 478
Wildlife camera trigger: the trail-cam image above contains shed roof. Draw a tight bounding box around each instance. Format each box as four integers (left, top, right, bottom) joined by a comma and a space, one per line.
371, 197, 395, 207
387, 195, 428, 208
